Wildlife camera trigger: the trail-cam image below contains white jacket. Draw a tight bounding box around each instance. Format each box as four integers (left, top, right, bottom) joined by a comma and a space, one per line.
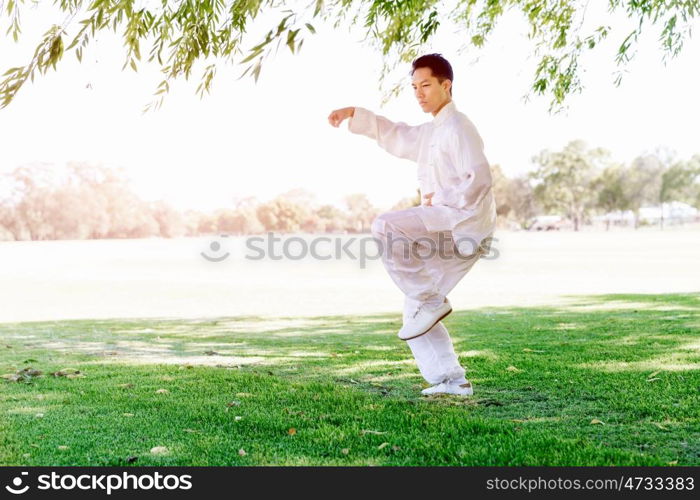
348, 100, 497, 254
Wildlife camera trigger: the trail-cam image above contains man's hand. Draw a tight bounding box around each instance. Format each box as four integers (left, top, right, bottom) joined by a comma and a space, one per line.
422, 192, 434, 206
328, 107, 355, 127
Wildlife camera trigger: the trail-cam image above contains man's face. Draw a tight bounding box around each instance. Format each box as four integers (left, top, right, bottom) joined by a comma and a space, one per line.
411, 67, 451, 115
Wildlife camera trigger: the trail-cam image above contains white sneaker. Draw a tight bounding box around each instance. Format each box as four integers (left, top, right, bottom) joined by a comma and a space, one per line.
398, 298, 452, 340
421, 380, 473, 396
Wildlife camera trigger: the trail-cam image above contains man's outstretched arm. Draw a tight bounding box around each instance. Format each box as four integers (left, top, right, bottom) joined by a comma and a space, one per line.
328, 106, 424, 162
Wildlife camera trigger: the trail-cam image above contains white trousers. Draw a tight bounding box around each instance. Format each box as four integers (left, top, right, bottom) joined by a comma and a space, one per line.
371, 206, 487, 384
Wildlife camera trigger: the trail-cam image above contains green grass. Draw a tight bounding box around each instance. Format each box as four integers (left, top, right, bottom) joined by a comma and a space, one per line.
1, 292, 699, 466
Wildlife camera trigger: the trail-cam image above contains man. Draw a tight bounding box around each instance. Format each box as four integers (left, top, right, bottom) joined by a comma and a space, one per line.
327, 53, 496, 396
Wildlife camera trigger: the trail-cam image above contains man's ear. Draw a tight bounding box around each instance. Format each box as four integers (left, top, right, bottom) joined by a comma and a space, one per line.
443, 79, 452, 94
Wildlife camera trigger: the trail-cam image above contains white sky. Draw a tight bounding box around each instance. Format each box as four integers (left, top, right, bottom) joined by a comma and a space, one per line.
1, 2, 699, 212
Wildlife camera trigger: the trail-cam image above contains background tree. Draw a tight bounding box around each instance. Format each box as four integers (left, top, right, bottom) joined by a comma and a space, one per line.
195, 212, 219, 235
1, 1, 697, 113
530, 139, 608, 231
256, 196, 308, 233
622, 153, 666, 229
221, 196, 265, 234
0, 162, 185, 240
504, 174, 539, 229
2, 163, 59, 240
90, 167, 159, 238
390, 188, 421, 211
277, 188, 321, 232
491, 164, 512, 220
658, 157, 700, 229
490, 164, 539, 229
182, 209, 206, 236
592, 163, 631, 230
65, 163, 112, 238
151, 200, 186, 237
344, 192, 377, 233
315, 203, 347, 233
690, 155, 700, 210
0, 201, 21, 240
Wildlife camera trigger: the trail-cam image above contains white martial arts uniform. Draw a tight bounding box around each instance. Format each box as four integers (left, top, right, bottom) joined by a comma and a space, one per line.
348, 100, 497, 385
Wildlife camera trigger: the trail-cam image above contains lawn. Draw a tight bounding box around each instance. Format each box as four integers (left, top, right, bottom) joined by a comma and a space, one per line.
1, 292, 698, 466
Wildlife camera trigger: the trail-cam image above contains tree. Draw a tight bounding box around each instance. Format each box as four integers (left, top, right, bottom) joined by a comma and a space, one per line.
505, 174, 539, 229
42, 183, 97, 239
2, 163, 59, 240
151, 200, 186, 237
1, 1, 697, 113
592, 163, 631, 230
182, 210, 205, 236
689, 154, 700, 209
256, 196, 308, 232
658, 157, 700, 229
344, 192, 377, 233
196, 212, 219, 235
315, 203, 346, 232
216, 207, 263, 234
390, 188, 421, 211
0, 182, 25, 239
0, 161, 172, 240
489, 164, 538, 229
491, 164, 513, 220
530, 140, 608, 231
85, 166, 159, 238
278, 188, 318, 232
214, 196, 265, 234
622, 153, 666, 229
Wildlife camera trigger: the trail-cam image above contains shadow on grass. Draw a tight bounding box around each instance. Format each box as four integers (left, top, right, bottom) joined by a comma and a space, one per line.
0, 292, 698, 466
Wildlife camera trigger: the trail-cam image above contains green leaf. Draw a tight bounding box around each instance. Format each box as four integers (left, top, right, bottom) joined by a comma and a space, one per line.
2, 66, 22, 77
240, 47, 263, 64
314, 0, 324, 17
251, 60, 262, 83
66, 35, 81, 51
286, 29, 299, 54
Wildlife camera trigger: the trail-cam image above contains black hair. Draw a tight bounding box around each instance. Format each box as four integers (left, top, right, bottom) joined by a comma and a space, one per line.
411, 53, 453, 96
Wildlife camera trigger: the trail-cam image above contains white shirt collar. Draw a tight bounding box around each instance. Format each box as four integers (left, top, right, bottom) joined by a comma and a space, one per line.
432, 100, 456, 126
